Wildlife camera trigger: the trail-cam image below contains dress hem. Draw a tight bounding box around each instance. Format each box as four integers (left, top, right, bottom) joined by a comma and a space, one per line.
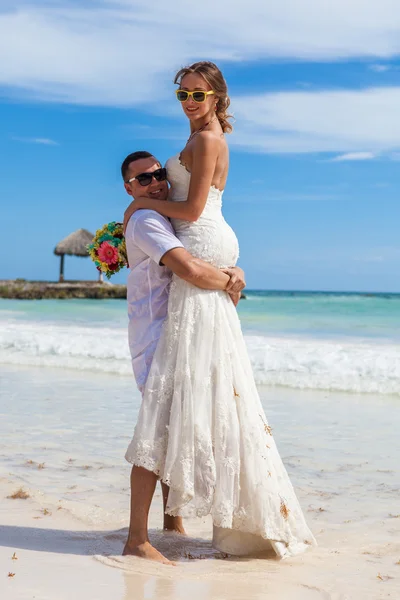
125, 451, 316, 559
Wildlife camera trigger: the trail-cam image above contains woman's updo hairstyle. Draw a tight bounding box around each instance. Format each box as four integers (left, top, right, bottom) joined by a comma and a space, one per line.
174, 61, 233, 134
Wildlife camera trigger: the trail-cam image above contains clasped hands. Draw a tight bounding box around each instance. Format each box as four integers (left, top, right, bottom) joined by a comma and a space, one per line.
222, 267, 246, 306
123, 199, 246, 306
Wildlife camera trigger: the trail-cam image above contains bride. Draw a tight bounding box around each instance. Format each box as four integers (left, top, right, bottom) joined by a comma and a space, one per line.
124, 61, 316, 558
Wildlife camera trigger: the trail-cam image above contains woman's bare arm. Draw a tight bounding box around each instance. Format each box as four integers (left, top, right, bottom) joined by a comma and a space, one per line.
123, 132, 219, 229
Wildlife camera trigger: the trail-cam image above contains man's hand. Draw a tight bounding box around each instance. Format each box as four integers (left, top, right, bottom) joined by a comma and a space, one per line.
229, 291, 241, 307
221, 267, 246, 294
123, 198, 146, 233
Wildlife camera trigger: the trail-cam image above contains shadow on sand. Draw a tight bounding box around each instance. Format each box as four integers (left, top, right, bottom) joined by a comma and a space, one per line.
0, 524, 269, 563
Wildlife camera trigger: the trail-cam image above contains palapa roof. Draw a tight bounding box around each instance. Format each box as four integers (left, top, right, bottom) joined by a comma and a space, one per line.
54, 228, 94, 257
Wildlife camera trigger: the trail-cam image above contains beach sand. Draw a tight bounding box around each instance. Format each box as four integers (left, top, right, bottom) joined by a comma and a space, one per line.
0, 365, 399, 599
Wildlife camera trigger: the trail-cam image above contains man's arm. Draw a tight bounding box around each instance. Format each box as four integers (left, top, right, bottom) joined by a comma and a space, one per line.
161, 248, 231, 291
129, 210, 245, 293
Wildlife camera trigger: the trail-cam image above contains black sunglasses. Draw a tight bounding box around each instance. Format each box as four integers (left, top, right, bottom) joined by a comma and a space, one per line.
127, 167, 167, 187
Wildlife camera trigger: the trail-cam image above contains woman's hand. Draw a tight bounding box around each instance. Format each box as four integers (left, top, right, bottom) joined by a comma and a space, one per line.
123, 198, 145, 233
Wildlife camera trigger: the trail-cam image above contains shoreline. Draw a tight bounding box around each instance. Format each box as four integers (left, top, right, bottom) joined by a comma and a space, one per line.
1, 279, 398, 301
1, 365, 399, 599
0, 280, 127, 300
0, 280, 247, 300
1, 279, 399, 300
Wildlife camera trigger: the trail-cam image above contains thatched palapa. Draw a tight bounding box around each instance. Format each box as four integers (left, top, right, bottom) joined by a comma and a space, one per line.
54, 228, 94, 257
54, 228, 95, 282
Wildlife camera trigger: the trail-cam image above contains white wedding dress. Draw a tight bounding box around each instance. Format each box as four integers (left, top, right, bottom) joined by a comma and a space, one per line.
125, 154, 316, 557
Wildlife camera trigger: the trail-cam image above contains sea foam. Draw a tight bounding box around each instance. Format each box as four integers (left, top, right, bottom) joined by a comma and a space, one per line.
1, 322, 399, 396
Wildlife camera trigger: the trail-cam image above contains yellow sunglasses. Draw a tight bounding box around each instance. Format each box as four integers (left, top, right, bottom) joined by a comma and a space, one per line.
176, 89, 215, 103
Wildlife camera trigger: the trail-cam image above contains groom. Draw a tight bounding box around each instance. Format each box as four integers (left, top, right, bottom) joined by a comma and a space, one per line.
121, 151, 245, 564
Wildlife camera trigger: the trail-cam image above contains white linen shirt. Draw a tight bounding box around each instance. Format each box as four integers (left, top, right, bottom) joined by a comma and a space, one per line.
125, 209, 183, 393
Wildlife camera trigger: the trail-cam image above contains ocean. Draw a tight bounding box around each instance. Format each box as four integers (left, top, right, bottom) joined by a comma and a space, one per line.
1, 291, 399, 395
1, 292, 399, 599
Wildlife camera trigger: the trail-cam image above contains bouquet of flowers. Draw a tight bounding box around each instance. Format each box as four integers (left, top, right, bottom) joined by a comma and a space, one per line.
88, 222, 128, 279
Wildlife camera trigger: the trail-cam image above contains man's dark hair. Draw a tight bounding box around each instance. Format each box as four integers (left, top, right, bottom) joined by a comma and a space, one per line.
121, 151, 155, 182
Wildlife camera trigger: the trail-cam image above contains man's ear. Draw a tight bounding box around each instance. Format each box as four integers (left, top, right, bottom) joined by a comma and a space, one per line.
124, 183, 133, 197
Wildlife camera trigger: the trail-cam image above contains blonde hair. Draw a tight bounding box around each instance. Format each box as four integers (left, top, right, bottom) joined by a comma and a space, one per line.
174, 61, 233, 134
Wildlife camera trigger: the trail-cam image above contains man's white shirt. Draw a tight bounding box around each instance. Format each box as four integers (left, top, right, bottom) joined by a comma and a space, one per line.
125, 209, 183, 393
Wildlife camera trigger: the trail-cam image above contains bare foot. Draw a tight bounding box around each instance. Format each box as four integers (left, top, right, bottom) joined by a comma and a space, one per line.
163, 515, 187, 535
122, 540, 176, 565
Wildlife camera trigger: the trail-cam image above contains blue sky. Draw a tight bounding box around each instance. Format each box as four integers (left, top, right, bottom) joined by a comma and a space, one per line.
1, 1, 400, 292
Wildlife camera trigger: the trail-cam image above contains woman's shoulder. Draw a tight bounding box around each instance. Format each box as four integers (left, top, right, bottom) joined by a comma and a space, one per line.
196, 129, 224, 142
193, 129, 226, 153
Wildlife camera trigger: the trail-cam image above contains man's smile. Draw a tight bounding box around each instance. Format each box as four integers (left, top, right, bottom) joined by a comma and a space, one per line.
149, 188, 163, 197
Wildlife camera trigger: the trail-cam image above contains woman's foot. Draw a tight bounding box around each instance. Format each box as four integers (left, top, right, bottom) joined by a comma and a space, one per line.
122, 540, 176, 565
163, 515, 187, 535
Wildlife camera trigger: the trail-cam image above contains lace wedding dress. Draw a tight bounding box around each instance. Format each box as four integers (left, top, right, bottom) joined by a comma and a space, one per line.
125, 154, 316, 557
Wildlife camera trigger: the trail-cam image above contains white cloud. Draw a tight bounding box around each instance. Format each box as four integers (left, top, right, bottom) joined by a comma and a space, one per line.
231, 86, 400, 154
11, 136, 59, 145
2, 2, 400, 155
369, 64, 391, 72
352, 247, 400, 262
34, 137, 59, 145
369, 63, 400, 72
329, 152, 377, 162
0, 1, 400, 105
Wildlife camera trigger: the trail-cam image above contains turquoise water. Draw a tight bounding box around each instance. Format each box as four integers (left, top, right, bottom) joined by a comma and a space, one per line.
1, 290, 400, 340
239, 291, 400, 341
1, 292, 400, 394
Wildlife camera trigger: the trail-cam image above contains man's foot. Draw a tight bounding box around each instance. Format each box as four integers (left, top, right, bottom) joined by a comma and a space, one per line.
122, 540, 176, 565
163, 515, 187, 535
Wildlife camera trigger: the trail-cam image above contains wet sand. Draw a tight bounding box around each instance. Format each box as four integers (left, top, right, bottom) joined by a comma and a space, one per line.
0, 365, 399, 599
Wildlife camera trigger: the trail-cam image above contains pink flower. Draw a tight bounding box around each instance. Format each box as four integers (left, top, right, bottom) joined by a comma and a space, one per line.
97, 242, 119, 265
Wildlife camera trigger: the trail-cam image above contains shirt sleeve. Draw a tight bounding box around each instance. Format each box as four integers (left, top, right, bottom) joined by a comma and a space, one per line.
131, 210, 184, 265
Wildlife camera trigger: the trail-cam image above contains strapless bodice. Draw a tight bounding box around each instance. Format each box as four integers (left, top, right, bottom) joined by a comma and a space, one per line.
165, 154, 223, 209
164, 154, 239, 268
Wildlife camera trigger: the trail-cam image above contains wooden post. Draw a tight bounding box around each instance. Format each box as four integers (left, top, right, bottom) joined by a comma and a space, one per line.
59, 254, 65, 283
